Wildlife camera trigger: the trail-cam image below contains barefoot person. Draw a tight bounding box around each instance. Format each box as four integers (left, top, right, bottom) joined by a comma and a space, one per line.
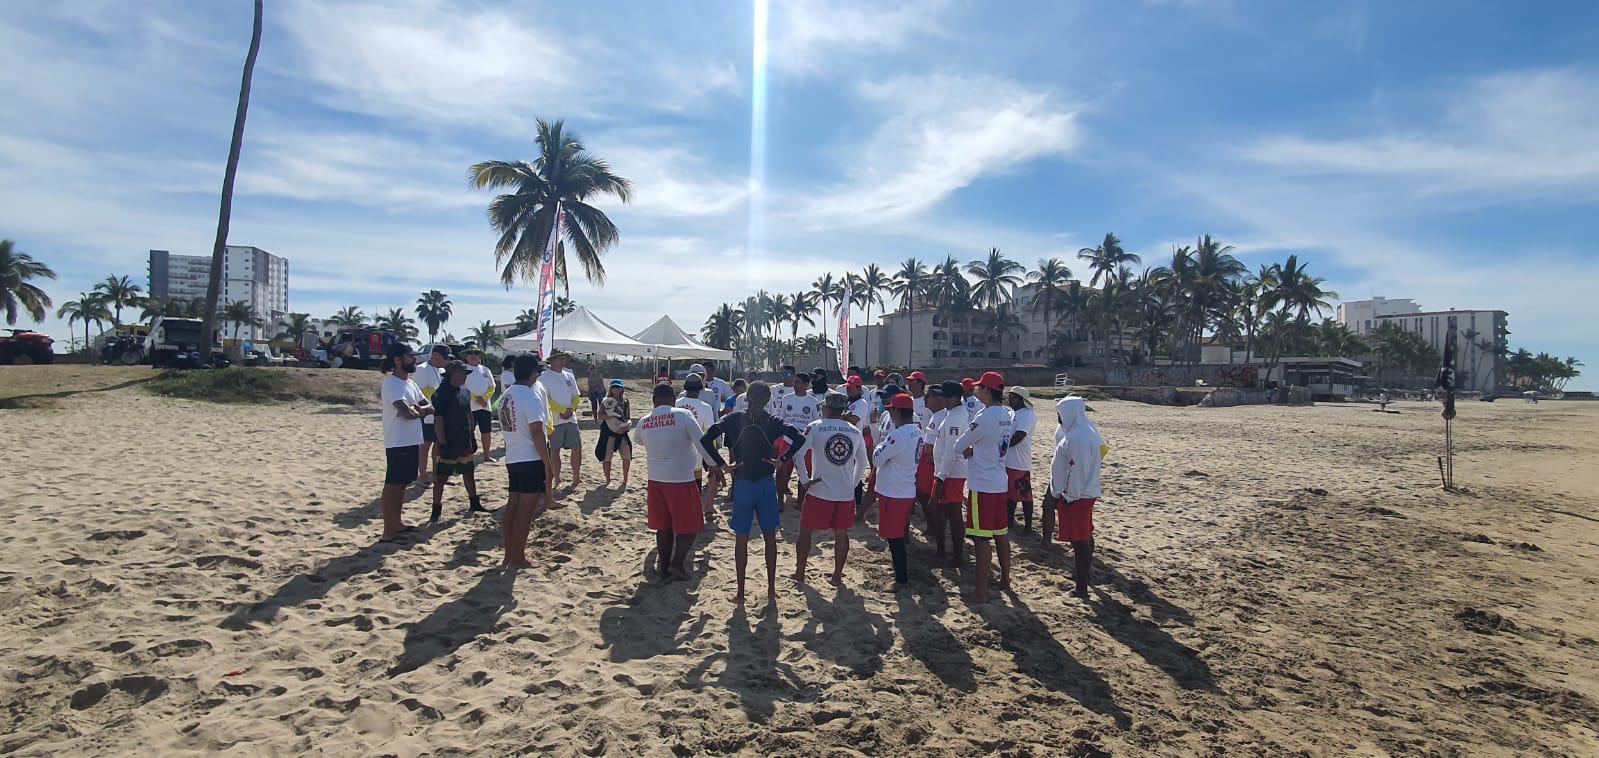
952, 371, 1014, 602
539, 350, 583, 488
1004, 386, 1038, 533
872, 393, 923, 590
775, 372, 820, 508
1050, 396, 1105, 600
676, 374, 719, 517
413, 345, 449, 485
378, 343, 431, 541
430, 360, 487, 522
931, 380, 970, 567
596, 379, 633, 487
500, 354, 554, 568
462, 348, 498, 464
699, 381, 805, 603
792, 392, 867, 587
639, 383, 708, 581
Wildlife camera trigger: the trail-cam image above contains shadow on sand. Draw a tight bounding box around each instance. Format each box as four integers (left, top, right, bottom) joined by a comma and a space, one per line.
0, 375, 156, 405
596, 551, 709, 662
976, 595, 1132, 728
1092, 592, 1219, 692
896, 571, 978, 693
389, 568, 517, 676
797, 583, 893, 678
685, 602, 811, 721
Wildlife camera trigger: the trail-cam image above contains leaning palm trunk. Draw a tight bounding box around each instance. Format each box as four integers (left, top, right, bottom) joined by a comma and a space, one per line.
199, 0, 263, 359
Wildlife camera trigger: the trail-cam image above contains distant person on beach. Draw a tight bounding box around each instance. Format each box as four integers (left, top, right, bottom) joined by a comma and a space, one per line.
639, 382, 708, 582
1004, 386, 1038, 534
872, 393, 922, 590
378, 343, 431, 542
498, 355, 516, 395
586, 364, 605, 417
960, 377, 982, 417
462, 348, 497, 464
699, 381, 806, 603
413, 345, 449, 485
500, 354, 555, 568
932, 379, 971, 567
1050, 396, 1105, 600
539, 350, 583, 488
597, 379, 633, 487
429, 360, 486, 521
792, 392, 867, 587
953, 371, 1014, 602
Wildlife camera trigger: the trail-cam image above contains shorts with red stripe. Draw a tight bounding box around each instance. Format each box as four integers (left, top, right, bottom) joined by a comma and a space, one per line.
936, 477, 966, 505
800, 494, 854, 530
965, 490, 1009, 538
1056, 497, 1095, 542
916, 447, 935, 499
877, 496, 915, 539
1005, 467, 1032, 502
647, 480, 705, 534
775, 437, 794, 472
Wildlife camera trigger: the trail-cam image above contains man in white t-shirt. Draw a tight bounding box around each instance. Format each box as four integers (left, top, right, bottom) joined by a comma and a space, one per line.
640, 382, 709, 581
776, 372, 821, 507
539, 350, 584, 488
378, 343, 432, 542
792, 392, 866, 587
933, 380, 971, 568
702, 363, 734, 420
676, 374, 719, 511
872, 393, 923, 589
462, 348, 498, 464
952, 371, 1014, 603
1004, 386, 1038, 534
412, 345, 449, 485
500, 354, 555, 569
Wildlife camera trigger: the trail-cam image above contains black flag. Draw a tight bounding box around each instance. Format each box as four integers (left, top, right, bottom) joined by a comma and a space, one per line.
1436, 316, 1457, 420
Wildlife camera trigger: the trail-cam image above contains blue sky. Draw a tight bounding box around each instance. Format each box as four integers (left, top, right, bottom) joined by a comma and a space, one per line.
3, 0, 1595, 387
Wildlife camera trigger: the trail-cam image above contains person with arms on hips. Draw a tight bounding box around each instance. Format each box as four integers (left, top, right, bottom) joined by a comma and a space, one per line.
931, 380, 969, 567
378, 343, 432, 542
952, 372, 1014, 602
872, 393, 923, 590
539, 350, 584, 489
462, 348, 498, 464
676, 373, 719, 517
639, 383, 710, 582
1004, 386, 1038, 534
596, 379, 633, 488
586, 364, 604, 419
1050, 396, 1105, 600
430, 360, 487, 522
775, 372, 821, 508
412, 345, 449, 485
792, 392, 867, 587
699, 381, 805, 604
500, 354, 556, 569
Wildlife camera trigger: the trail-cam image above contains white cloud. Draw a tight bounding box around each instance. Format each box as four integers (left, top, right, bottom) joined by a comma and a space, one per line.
800, 74, 1079, 225
586, 139, 749, 219
237, 130, 481, 209
767, 0, 947, 75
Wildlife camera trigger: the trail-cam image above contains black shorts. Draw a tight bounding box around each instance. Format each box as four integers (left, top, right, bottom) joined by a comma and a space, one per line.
507, 460, 547, 494
472, 409, 493, 434
385, 445, 420, 485
422, 423, 437, 443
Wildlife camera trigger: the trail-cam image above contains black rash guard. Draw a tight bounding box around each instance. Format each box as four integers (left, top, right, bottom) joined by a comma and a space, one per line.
699, 410, 806, 482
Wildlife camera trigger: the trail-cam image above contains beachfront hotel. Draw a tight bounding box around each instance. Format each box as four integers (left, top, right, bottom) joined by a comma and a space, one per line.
1337, 297, 1509, 393
849, 282, 1115, 370
148, 246, 289, 342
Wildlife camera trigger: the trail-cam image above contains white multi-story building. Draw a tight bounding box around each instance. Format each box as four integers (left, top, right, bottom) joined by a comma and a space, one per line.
148, 246, 289, 341
1336, 296, 1422, 336
849, 282, 1110, 370
1337, 297, 1509, 393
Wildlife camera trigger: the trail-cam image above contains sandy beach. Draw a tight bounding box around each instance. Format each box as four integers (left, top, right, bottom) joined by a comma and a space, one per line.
1, 366, 1595, 756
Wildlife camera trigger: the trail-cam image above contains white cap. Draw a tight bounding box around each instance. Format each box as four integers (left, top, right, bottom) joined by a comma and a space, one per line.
689, 363, 707, 374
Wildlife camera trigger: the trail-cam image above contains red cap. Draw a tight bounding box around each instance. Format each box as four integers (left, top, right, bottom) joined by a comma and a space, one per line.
978, 371, 1005, 390
846, 375, 863, 388
889, 394, 915, 410
960, 377, 976, 389
873, 369, 886, 377
906, 371, 927, 383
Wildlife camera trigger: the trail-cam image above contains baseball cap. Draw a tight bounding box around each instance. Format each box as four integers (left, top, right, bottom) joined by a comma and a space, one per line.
549, 349, 571, 360
906, 371, 927, 384
684, 374, 705, 391
609, 379, 625, 389
445, 359, 468, 376
960, 377, 976, 390
823, 391, 850, 411
689, 363, 706, 374
887, 372, 904, 383
939, 380, 962, 398
879, 383, 904, 398
385, 342, 414, 359
1008, 386, 1032, 405
845, 375, 863, 388
888, 394, 914, 410
978, 371, 1005, 391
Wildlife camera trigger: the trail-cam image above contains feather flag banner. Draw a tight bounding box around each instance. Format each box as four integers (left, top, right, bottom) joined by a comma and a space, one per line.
534, 204, 563, 359
836, 280, 851, 372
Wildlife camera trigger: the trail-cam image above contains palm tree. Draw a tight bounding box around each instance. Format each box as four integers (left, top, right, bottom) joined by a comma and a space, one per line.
0, 239, 55, 325
1089, 272, 1134, 372
850, 264, 889, 368
468, 118, 633, 288
56, 293, 110, 355
701, 303, 743, 351
789, 290, 818, 362
139, 297, 165, 326
377, 308, 418, 341
1028, 257, 1073, 358
166, 297, 206, 318
811, 273, 844, 330
199, 0, 264, 357
964, 248, 1024, 311
92, 275, 144, 326
276, 313, 314, 344
554, 296, 577, 317
513, 308, 539, 335
468, 320, 504, 351
221, 299, 264, 356
415, 289, 452, 342
328, 306, 366, 327
1077, 233, 1140, 287
1266, 254, 1338, 375
768, 293, 794, 361
889, 258, 929, 367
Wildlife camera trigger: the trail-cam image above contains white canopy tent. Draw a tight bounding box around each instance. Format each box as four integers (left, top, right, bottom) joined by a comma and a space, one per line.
503, 306, 657, 357
631, 315, 733, 361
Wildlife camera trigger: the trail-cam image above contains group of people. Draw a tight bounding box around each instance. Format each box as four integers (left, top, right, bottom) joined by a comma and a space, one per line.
377, 344, 1107, 604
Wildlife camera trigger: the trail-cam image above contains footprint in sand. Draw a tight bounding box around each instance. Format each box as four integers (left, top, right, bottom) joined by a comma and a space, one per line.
70, 675, 170, 710
193, 555, 262, 570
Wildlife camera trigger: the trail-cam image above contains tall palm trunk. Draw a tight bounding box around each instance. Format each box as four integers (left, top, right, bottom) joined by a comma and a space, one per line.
199, 0, 263, 360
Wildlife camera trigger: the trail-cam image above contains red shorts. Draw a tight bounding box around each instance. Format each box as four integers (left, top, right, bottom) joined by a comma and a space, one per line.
916, 447, 935, 499
1006, 467, 1032, 502
965, 490, 1009, 537
936, 477, 966, 505
647, 480, 704, 534
800, 494, 854, 530
1056, 498, 1095, 542
877, 496, 915, 539
774, 438, 794, 472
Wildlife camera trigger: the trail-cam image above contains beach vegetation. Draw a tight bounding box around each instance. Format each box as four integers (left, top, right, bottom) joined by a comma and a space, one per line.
415, 290, 452, 342
0, 239, 55, 326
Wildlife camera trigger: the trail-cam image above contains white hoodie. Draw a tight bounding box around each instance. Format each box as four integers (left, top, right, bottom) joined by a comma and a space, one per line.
1050, 396, 1105, 502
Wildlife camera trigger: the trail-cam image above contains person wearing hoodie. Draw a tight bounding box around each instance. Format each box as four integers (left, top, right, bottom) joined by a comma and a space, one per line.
1049, 396, 1106, 600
